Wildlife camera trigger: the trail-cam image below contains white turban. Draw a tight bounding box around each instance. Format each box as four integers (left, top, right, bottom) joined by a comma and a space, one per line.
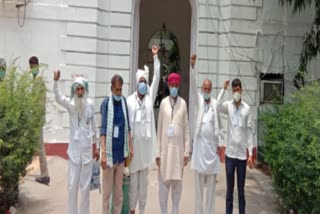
136, 65, 149, 85
70, 77, 89, 100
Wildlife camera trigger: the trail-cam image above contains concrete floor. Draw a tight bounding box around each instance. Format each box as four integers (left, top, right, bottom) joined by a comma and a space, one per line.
18, 156, 279, 214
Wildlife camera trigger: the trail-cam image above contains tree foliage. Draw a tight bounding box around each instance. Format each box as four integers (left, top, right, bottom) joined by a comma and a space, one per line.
0, 63, 46, 212
261, 82, 320, 213
279, 0, 320, 88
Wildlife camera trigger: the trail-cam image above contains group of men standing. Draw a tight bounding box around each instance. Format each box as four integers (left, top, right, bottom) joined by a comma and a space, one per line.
52, 45, 253, 214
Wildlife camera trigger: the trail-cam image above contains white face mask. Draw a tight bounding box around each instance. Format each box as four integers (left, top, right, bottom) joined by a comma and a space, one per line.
233, 92, 241, 102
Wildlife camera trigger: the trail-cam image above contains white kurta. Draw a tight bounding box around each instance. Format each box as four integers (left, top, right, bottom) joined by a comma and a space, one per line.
127, 55, 160, 173
157, 96, 190, 182
191, 104, 220, 174
54, 80, 99, 214
190, 68, 220, 175
54, 81, 99, 164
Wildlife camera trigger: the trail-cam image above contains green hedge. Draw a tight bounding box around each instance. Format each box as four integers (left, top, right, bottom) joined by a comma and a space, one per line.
261, 83, 320, 213
0, 63, 46, 212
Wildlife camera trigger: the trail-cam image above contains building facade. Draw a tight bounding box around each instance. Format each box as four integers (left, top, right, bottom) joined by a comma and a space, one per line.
0, 0, 318, 153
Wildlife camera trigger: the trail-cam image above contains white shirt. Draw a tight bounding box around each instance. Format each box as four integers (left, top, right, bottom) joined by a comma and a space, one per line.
54, 81, 99, 164
191, 100, 220, 174
127, 55, 160, 173
190, 68, 220, 174
217, 89, 253, 160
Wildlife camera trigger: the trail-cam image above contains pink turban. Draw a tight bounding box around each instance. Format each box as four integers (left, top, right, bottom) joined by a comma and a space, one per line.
168, 73, 181, 85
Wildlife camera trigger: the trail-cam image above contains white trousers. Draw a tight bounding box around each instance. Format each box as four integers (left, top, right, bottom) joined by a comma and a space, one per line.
129, 168, 149, 213
158, 174, 183, 214
68, 159, 93, 214
195, 172, 217, 214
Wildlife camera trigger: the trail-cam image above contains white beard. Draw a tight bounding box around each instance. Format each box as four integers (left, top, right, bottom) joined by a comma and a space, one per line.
72, 96, 87, 112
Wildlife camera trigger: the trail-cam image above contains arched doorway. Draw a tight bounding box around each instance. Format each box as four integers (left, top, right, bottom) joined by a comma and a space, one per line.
130, 0, 198, 107
148, 28, 181, 108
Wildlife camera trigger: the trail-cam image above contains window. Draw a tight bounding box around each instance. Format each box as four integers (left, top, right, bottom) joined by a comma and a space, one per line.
260, 73, 284, 104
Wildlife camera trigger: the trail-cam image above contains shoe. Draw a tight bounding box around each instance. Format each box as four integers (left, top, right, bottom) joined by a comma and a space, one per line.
35, 176, 50, 185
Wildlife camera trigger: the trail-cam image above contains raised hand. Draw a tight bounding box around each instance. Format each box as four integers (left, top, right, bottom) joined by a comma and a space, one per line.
224, 80, 230, 90
191, 54, 197, 69
152, 45, 159, 56
54, 70, 61, 81
184, 156, 189, 167
156, 158, 160, 168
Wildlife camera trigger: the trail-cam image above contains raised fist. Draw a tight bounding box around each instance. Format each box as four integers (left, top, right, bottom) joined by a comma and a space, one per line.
191, 54, 197, 68
54, 70, 61, 81
224, 80, 230, 90
152, 45, 159, 56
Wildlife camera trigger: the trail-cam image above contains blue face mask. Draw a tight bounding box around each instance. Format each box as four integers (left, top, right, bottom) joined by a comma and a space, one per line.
138, 82, 147, 95
202, 92, 211, 101
170, 87, 179, 98
113, 95, 122, 101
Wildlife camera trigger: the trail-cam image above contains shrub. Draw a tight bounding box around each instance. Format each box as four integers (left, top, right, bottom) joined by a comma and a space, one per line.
0, 62, 46, 213
261, 82, 320, 213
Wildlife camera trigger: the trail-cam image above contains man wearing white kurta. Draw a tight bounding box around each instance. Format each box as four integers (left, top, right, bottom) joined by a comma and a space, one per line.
157, 73, 190, 214
53, 70, 99, 214
127, 46, 160, 214
189, 54, 221, 214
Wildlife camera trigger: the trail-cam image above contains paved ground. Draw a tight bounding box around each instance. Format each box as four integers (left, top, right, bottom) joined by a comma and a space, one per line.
17, 156, 279, 214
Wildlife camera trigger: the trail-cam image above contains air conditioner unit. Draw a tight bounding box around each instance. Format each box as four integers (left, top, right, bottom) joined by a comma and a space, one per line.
261, 80, 284, 104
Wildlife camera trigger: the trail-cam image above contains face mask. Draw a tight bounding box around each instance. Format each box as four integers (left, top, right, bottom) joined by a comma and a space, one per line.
0, 70, 5, 78
233, 92, 241, 102
31, 68, 39, 77
113, 95, 122, 101
170, 87, 179, 98
202, 92, 211, 100
138, 82, 147, 95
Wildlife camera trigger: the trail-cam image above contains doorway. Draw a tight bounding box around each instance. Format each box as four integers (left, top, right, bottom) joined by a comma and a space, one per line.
131, 0, 198, 105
